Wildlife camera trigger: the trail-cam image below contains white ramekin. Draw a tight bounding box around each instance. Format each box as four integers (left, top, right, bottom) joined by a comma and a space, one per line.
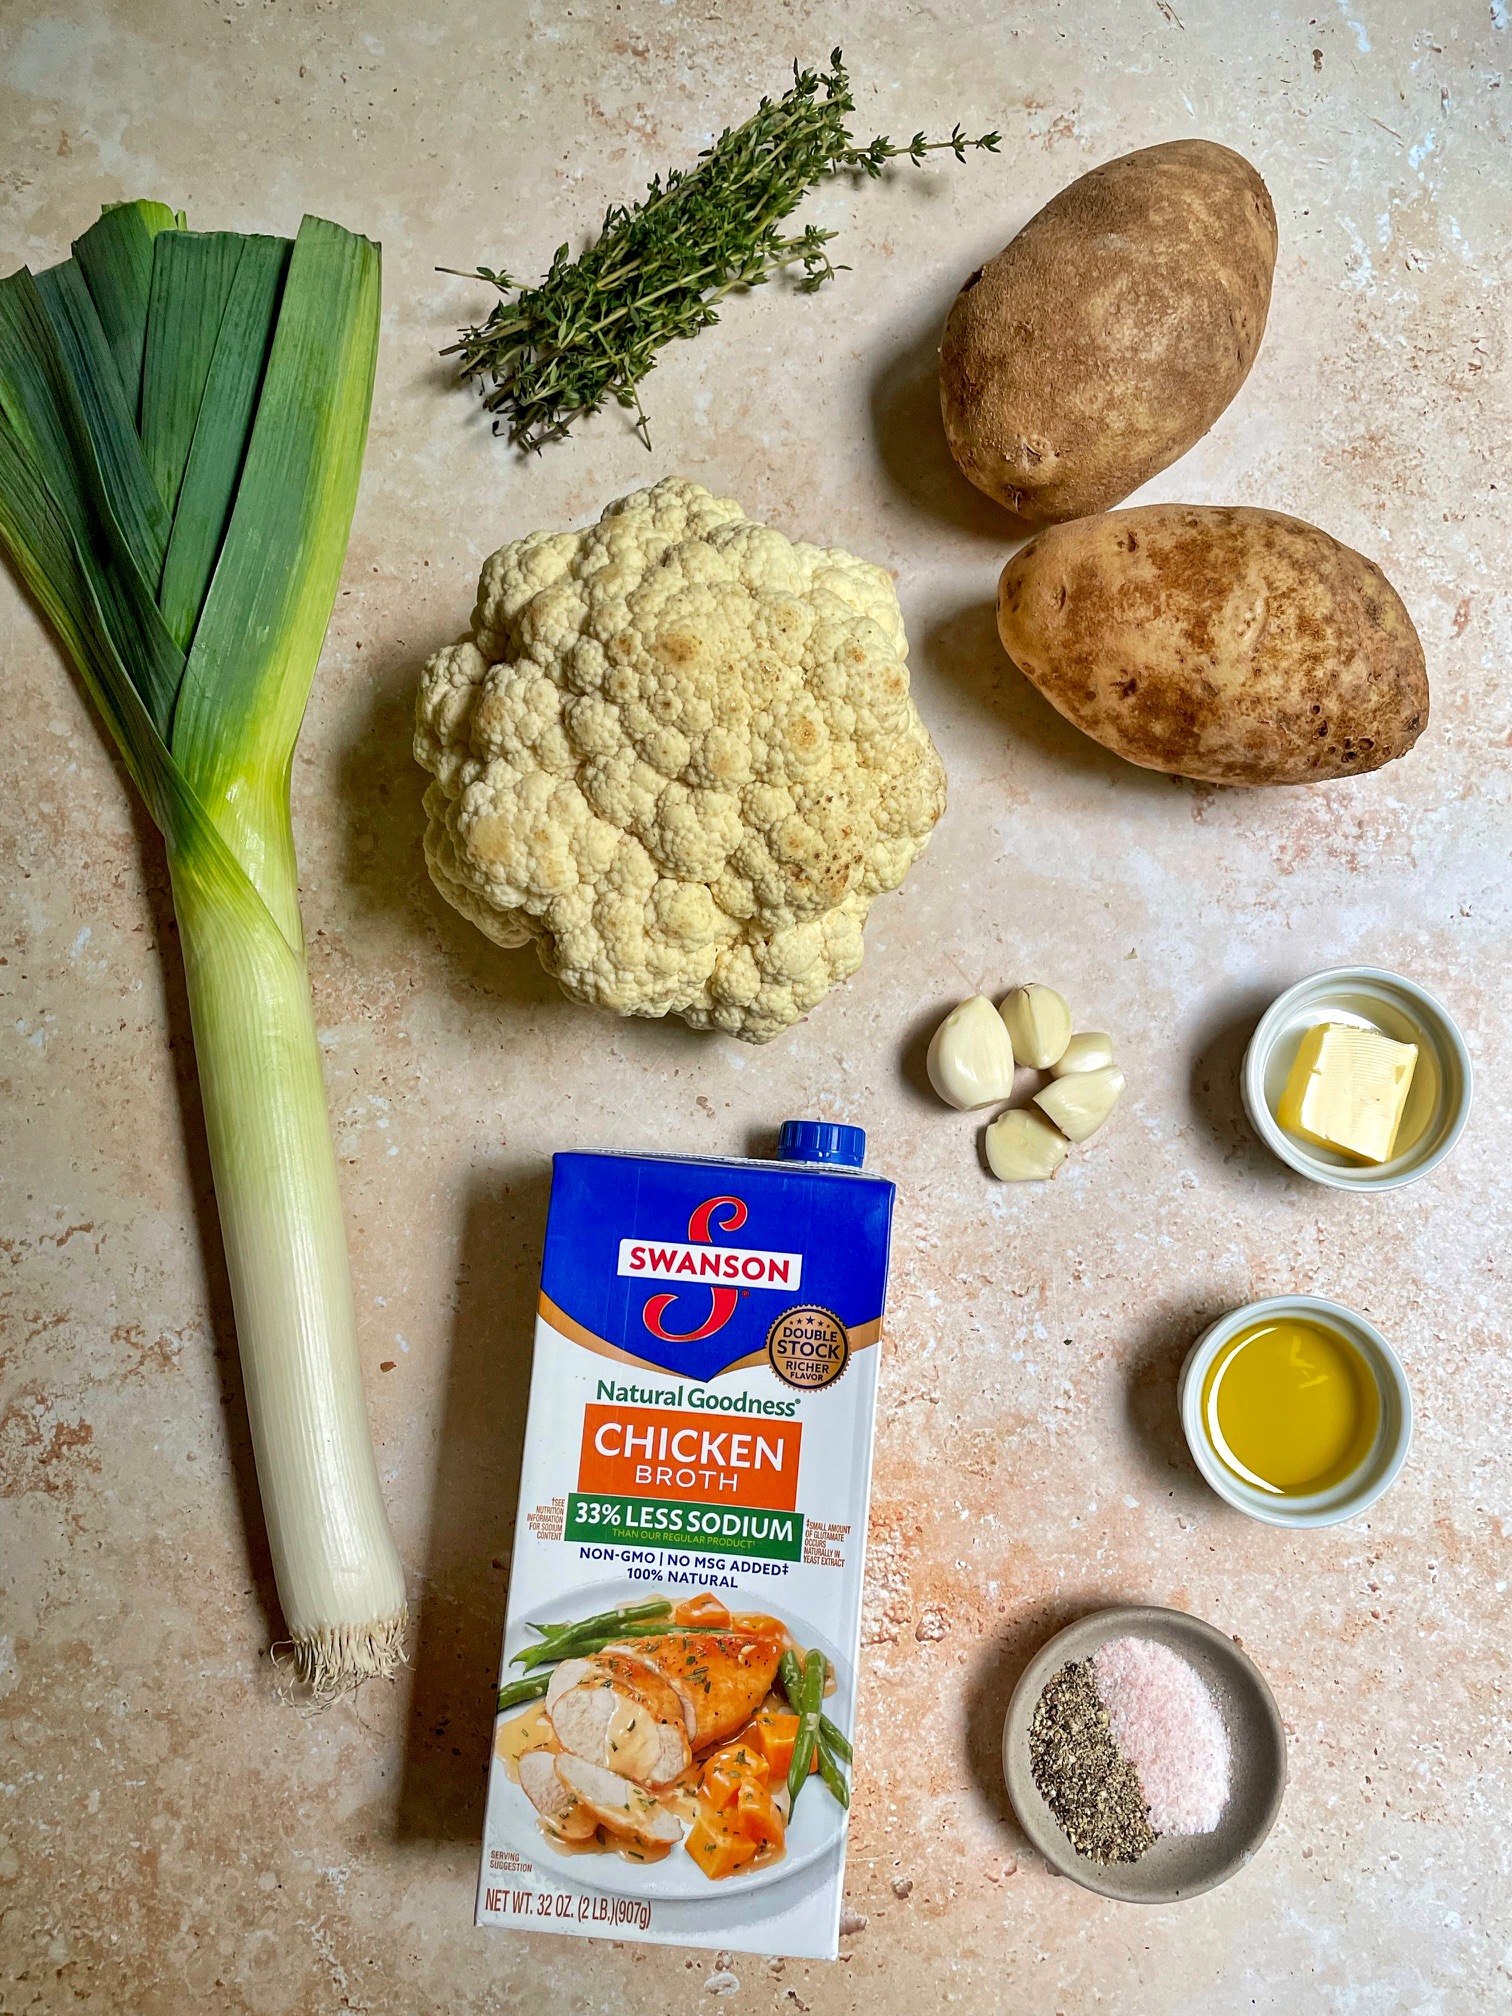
1179, 1295, 1413, 1529
1241, 966, 1472, 1191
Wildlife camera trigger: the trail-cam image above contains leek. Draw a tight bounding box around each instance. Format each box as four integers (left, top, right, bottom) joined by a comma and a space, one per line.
0, 203, 406, 1690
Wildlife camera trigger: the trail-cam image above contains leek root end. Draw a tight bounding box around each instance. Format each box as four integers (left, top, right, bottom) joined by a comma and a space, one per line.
276, 1608, 410, 1699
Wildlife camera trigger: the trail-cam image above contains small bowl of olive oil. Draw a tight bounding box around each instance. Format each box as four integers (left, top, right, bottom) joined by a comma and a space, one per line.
1179, 1296, 1412, 1528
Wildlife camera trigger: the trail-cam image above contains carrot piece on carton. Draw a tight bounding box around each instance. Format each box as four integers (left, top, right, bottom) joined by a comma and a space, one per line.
748, 1713, 808, 1781
735, 1779, 786, 1849
702, 1739, 769, 1811
687, 1811, 762, 1881
674, 1593, 732, 1628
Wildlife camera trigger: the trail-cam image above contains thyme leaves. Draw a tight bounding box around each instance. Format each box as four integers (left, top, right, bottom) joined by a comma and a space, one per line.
446, 50, 998, 449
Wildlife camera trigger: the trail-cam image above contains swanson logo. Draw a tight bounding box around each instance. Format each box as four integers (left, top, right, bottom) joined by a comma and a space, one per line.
617, 1195, 804, 1344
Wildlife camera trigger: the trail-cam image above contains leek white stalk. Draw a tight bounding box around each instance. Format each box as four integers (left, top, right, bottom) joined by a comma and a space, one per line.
173, 857, 406, 1681
0, 202, 406, 1688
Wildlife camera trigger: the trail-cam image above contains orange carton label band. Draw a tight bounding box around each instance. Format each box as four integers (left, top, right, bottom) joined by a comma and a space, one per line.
578, 1404, 801, 1511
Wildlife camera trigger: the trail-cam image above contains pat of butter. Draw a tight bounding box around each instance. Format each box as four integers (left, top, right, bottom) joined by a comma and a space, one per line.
1277, 1021, 1419, 1164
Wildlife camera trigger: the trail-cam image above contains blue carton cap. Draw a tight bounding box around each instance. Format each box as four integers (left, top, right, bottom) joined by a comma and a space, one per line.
777, 1120, 866, 1168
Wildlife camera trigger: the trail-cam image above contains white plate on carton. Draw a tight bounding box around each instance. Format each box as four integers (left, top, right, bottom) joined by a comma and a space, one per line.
486, 1578, 851, 1902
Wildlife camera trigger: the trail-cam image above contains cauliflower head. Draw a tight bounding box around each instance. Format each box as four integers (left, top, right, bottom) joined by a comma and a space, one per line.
414, 478, 946, 1043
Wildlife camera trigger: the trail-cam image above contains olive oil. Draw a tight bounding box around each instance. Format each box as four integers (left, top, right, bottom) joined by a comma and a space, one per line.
1200, 1317, 1380, 1496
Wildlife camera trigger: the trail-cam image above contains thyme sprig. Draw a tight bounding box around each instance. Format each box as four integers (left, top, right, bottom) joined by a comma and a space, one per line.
444, 49, 999, 449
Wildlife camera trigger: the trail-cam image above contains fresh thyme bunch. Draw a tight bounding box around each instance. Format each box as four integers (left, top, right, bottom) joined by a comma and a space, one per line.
446, 49, 999, 449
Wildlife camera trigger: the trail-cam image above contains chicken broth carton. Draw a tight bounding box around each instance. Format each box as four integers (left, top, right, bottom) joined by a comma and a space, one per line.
478, 1121, 895, 1959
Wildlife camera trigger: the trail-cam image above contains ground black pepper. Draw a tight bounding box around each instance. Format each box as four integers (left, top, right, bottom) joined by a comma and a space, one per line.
1029, 1659, 1157, 1864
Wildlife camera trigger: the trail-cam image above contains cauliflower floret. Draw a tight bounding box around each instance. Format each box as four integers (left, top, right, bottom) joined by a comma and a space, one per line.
414, 478, 946, 1042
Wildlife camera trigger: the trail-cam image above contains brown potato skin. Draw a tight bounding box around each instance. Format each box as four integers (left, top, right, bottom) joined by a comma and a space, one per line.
996, 506, 1429, 785
941, 140, 1277, 524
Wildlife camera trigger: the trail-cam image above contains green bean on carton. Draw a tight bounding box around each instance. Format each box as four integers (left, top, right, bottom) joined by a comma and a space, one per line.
780, 1647, 853, 1776
819, 1716, 852, 1763
496, 1675, 550, 1713
511, 1616, 690, 1670
814, 1734, 850, 1808
787, 1648, 826, 1808
526, 1598, 672, 1642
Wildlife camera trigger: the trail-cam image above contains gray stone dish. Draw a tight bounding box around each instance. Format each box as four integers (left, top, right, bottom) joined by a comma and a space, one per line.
1002, 1605, 1286, 1903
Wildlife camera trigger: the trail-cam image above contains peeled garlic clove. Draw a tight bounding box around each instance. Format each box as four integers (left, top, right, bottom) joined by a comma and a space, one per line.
927, 995, 1017, 1110
1034, 1064, 1126, 1143
985, 1107, 1070, 1181
1052, 1031, 1116, 1078
1000, 984, 1072, 1070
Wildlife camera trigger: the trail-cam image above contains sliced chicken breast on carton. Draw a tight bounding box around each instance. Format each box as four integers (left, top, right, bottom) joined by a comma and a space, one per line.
517, 1750, 598, 1842
595, 1649, 698, 1741
548, 1679, 689, 1787
554, 1754, 683, 1850
544, 1658, 599, 1714
599, 1642, 700, 1740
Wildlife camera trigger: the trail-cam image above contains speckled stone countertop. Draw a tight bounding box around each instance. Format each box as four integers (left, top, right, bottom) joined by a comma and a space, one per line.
2, 3, 1508, 2010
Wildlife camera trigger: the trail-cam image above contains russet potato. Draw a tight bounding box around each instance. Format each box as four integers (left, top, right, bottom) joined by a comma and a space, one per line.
941, 140, 1277, 524
996, 505, 1429, 785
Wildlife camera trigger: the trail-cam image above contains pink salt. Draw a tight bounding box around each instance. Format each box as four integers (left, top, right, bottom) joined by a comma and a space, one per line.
1091, 1636, 1231, 1835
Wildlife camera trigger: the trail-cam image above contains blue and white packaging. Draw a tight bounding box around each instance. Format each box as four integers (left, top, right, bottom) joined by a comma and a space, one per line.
478, 1122, 894, 1959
